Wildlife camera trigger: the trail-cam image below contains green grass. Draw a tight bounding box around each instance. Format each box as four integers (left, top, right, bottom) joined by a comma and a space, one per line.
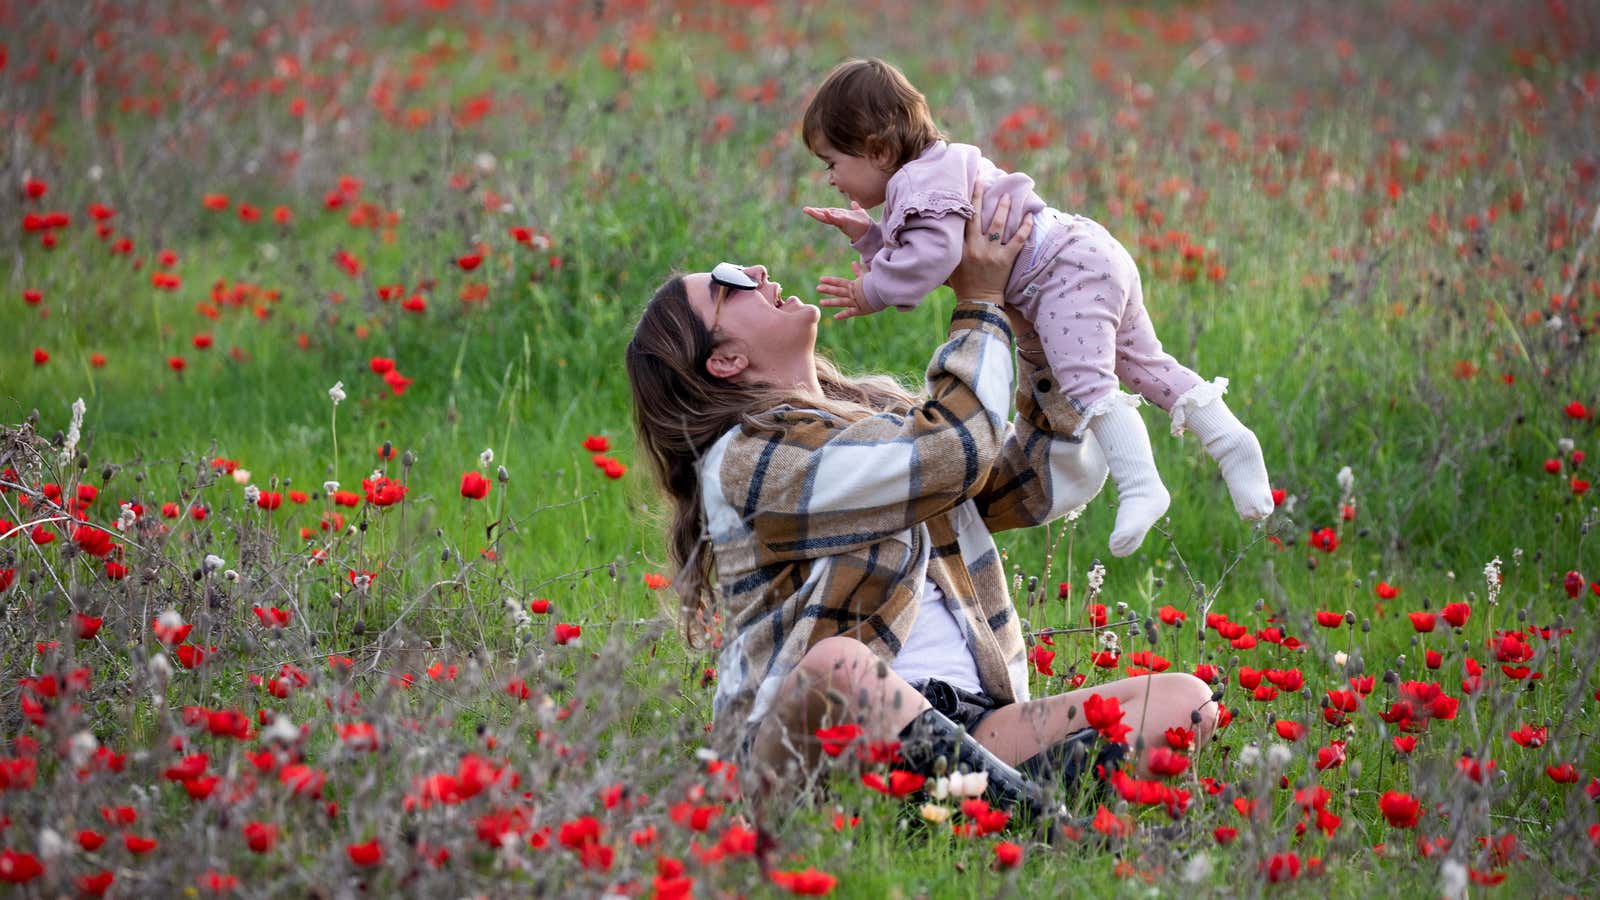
2, 1, 1598, 895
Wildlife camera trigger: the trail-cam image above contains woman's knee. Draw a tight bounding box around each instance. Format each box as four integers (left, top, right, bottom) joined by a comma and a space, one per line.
795, 636, 877, 688
1161, 673, 1219, 737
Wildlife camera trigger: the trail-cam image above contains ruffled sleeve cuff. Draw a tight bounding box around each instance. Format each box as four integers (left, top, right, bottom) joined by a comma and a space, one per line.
881, 189, 974, 245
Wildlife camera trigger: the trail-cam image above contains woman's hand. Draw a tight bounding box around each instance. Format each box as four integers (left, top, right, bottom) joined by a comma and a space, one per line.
945, 182, 1033, 305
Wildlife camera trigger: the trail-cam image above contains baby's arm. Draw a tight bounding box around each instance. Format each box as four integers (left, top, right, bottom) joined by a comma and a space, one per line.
858, 213, 966, 313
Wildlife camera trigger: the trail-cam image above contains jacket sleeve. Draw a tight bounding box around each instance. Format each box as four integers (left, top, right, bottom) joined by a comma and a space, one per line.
859, 213, 966, 312
719, 303, 1015, 561
974, 354, 1109, 533
852, 222, 884, 261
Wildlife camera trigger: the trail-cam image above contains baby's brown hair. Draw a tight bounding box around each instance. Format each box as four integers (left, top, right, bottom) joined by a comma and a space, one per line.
802, 58, 944, 171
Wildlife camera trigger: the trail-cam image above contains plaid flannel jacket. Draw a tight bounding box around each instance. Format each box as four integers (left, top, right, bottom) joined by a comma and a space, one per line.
698, 301, 1105, 756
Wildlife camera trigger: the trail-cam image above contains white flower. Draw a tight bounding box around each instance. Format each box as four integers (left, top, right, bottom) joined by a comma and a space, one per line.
88, 164, 103, 182
224, 569, 240, 582
1180, 853, 1213, 884
259, 242, 279, 262
328, 381, 346, 404
480, 448, 494, 467
1484, 556, 1502, 605
1545, 315, 1564, 331
1439, 860, 1468, 900
947, 770, 988, 798
244, 484, 261, 504
504, 595, 530, 629
1237, 744, 1261, 768
1558, 437, 1575, 454
1336, 465, 1355, 496
323, 481, 340, 495
1098, 629, 1120, 652
918, 803, 951, 824
203, 554, 225, 572
117, 503, 138, 531
148, 653, 172, 680
232, 468, 251, 485
1266, 743, 1293, 769
262, 714, 300, 744
37, 828, 65, 860
1086, 561, 1106, 597
68, 730, 100, 768
1333, 650, 1349, 667
157, 609, 186, 629
59, 397, 88, 467
474, 151, 498, 174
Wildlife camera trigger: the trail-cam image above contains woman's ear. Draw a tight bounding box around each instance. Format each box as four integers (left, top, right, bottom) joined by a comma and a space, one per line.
705, 347, 748, 380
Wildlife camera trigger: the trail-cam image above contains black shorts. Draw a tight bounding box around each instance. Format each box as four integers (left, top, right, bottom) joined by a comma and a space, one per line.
912, 678, 1005, 732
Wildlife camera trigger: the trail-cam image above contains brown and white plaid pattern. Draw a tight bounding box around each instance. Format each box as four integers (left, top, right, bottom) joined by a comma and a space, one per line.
699, 302, 1100, 757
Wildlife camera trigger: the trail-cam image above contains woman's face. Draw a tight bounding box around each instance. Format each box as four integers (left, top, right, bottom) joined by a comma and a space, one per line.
685, 265, 820, 382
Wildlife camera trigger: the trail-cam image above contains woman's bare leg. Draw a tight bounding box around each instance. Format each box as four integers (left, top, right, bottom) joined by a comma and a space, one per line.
747, 637, 930, 815
973, 673, 1218, 776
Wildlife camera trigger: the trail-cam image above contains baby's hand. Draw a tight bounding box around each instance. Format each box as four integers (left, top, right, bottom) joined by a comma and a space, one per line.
816, 261, 876, 321
803, 203, 873, 243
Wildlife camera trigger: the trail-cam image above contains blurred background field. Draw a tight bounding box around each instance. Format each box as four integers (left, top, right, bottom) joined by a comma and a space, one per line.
2, 0, 1599, 895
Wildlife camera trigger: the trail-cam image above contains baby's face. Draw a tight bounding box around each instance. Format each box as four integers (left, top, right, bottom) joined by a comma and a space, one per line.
811, 136, 891, 209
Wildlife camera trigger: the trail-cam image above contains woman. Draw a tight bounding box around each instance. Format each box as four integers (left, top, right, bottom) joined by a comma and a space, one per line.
626, 188, 1219, 830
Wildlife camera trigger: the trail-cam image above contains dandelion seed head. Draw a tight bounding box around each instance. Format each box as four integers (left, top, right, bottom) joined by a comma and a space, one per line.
157, 609, 186, 629
203, 554, 225, 572
480, 448, 494, 467
1266, 743, 1293, 769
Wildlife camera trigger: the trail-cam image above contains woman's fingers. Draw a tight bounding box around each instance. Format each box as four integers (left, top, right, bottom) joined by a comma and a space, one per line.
1010, 207, 1034, 244
986, 193, 1012, 237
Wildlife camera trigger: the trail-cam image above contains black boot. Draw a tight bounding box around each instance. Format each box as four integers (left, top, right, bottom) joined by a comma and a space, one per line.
1017, 726, 1128, 804
896, 707, 1049, 823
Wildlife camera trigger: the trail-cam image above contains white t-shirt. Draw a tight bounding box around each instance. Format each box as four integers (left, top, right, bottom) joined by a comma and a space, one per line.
890, 580, 983, 693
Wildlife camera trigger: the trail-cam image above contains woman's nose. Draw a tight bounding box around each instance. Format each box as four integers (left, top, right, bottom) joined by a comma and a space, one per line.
745, 265, 768, 284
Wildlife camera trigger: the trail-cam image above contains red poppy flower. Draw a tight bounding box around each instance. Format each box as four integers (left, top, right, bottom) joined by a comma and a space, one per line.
814, 723, 862, 757
1564, 571, 1585, 599
583, 434, 611, 452
369, 356, 395, 374
553, 623, 582, 645
529, 598, 550, 613
1440, 602, 1471, 627
1565, 401, 1590, 419
346, 839, 382, 867
0, 850, 44, 884
362, 476, 408, 506
1083, 693, 1132, 744
73, 525, 116, 557
461, 471, 491, 500
456, 253, 483, 271
32, 347, 49, 365
1546, 762, 1580, 784
124, 834, 159, 854
1408, 611, 1436, 632
769, 867, 837, 895
993, 840, 1023, 869
74, 613, 103, 640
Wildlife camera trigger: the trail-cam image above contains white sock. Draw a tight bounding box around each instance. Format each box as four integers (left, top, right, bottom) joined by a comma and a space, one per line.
1085, 398, 1170, 557
1179, 394, 1274, 520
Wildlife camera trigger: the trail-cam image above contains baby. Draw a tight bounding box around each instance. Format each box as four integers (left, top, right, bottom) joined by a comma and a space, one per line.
803, 58, 1273, 557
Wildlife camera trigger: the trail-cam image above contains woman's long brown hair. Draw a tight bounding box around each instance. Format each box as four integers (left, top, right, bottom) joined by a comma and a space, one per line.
624, 275, 915, 646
